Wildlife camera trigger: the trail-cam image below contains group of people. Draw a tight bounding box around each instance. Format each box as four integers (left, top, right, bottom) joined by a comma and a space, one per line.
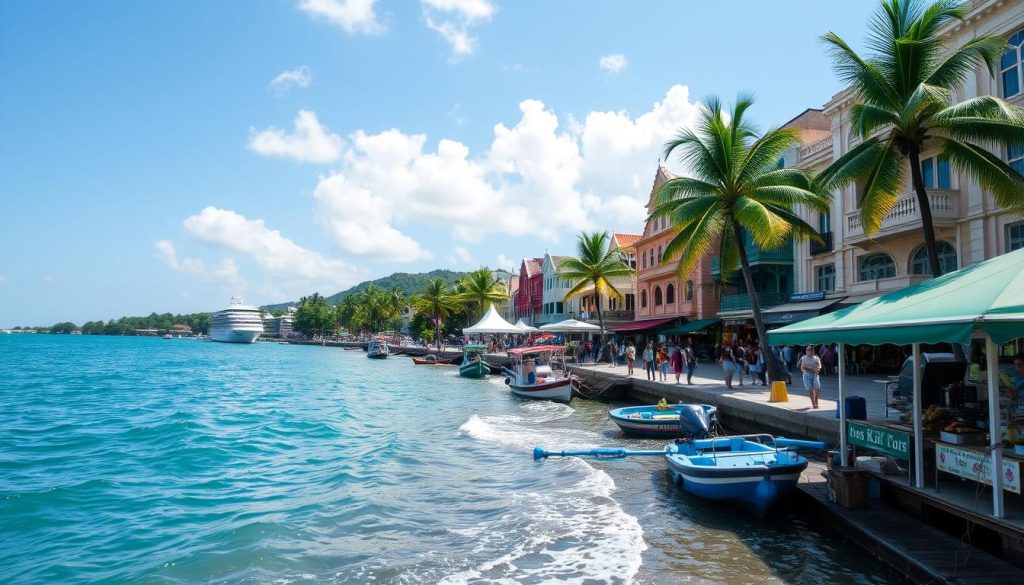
608, 339, 699, 385
714, 340, 825, 408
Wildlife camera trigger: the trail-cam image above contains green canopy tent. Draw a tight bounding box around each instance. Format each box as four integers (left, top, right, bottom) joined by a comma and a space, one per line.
767, 248, 1024, 518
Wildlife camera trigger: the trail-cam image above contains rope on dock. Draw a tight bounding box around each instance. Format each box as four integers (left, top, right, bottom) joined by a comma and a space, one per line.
571, 372, 628, 399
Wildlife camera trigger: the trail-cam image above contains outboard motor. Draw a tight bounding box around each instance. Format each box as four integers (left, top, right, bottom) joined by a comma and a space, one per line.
678, 404, 711, 438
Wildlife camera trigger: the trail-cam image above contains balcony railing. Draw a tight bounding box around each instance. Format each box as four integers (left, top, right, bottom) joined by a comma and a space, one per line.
719, 292, 788, 312
711, 238, 793, 274
846, 190, 959, 241
798, 135, 833, 161
809, 231, 833, 255
599, 309, 635, 321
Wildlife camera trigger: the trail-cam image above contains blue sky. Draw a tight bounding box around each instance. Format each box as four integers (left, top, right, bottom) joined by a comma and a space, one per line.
0, 0, 879, 327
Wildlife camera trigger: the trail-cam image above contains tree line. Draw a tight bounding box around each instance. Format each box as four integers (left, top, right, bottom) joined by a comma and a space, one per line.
13, 312, 213, 335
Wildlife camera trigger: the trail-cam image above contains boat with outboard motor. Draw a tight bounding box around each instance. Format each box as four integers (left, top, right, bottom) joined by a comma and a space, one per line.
608, 401, 717, 438
534, 434, 826, 515
459, 344, 490, 378
367, 338, 389, 359
502, 346, 573, 403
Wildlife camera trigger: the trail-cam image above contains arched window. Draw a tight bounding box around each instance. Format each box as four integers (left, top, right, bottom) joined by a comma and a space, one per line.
858, 253, 896, 281
654, 286, 663, 306
666, 283, 675, 304
657, 245, 663, 263
649, 249, 655, 268
640, 289, 648, 308
686, 280, 694, 301
910, 241, 957, 275
641, 250, 647, 270
1002, 30, 1024, 98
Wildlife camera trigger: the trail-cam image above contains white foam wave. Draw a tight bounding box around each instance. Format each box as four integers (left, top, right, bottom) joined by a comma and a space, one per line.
437, 458, 646, 584
458, 414, 598, 452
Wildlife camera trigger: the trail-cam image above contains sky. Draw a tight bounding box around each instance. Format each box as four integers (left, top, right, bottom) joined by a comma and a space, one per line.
0, 0, 880, 327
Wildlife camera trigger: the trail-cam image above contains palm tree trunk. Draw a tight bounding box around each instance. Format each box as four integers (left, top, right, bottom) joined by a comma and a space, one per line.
732, 222, 784, 382
435, 310, 441, 351
907, 147, 943, 278
593, 288, 606, 359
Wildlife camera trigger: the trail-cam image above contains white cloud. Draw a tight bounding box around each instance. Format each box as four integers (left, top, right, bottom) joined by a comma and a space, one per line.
0, 275, 8, 284
421, 0, 494, 59
248, 110, 343, 164
154, 240, 244, 286
599, 53, 628, 74
310, 84, 702, 250
270, 66, 313, 92
299, 0, 384, 34
496, 254, 518, 272
181, 207, 364, 290
446, 245, 473, 264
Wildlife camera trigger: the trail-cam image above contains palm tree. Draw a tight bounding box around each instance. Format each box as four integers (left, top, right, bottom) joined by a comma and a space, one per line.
411, 278, 458, 350
654, 95, 830, 382
557, 232, 635, 350
457, 267, 508, 320
819, 0, 1024, 277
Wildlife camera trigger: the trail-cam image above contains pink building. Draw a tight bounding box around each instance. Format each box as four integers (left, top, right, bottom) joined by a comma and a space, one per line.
514, 258, 543, 326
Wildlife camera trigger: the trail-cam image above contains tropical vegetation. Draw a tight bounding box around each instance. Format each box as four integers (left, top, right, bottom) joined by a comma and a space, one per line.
456, 267, 509, 320
818, 0, 1024, 277
557, 231, 635, 346
653, 95, 830, 381
410, 278, 459, 350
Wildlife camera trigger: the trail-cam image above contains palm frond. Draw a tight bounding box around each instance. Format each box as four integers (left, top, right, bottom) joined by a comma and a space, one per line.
851, 103, 901, 137
732, 197, 790, 250
858, 139, 907, 235
815, 138, 885, 193
927, 34, 1008, 88
736, 126, 800, 186
822, 31, 898, 109
942, 139, 1024, 213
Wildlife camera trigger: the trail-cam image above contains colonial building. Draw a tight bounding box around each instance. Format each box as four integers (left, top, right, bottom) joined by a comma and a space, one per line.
794, 0, 1024, 306
539, 253, 578, 325
618, 166, 720, 338
498, 274, 520, 323
514, 258, 544, 326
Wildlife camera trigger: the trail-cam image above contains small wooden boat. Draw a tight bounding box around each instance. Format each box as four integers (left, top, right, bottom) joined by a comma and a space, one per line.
502, 346, 573, 403
459, 344, 490, 378
411, 354, 458, 365
609, 403, 717, 438
367, 338, 389, 359
534, 434, 825, 515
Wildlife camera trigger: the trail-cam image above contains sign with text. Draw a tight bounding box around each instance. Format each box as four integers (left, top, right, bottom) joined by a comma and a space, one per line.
789, 291, 826, 302
846, 421, 910, 459
936, 443, 1021, 494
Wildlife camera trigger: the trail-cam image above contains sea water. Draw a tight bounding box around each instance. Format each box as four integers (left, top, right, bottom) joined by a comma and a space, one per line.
0, 335, 898, 584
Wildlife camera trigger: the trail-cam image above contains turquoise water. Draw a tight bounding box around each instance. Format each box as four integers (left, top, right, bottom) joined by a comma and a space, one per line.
0, 335, 897, 584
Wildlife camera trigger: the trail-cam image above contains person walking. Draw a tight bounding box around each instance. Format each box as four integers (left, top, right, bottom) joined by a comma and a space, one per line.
608, 340, 618, 368
642, 342, 656, 381
798, 345, 823, 409
734, 344, 747, 386
657, 346, 669, 382
625, 341, 636, 376
782, 345, 794, 375
749, 344, 767, 386
683, 339, 697, 384
720, 346, 736, 389
670, 343, 684, 384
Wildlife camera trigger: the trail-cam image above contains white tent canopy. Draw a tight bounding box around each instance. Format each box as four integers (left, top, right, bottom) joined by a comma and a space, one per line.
538, 318, 603, 333
515, 319, 540, 333
462, 305, 523, 334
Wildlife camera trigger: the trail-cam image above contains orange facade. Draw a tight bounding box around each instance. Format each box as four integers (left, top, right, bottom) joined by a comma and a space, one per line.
633, 166, 719, 323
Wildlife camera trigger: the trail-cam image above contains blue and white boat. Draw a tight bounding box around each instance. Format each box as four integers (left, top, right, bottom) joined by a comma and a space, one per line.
608, 403, 717, 438
534, 434, 825, 515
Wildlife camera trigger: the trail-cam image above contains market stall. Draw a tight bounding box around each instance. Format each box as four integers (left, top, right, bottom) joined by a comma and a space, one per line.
768, 248, 1024, 519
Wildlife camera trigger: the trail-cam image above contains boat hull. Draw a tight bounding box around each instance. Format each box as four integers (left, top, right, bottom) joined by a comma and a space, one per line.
509, 377, 573, 403
210, 329, 261, 344
367, 352, 388, 359
459, 360, 490, 378
609, 404, 717, 438
666, 454, 807, 515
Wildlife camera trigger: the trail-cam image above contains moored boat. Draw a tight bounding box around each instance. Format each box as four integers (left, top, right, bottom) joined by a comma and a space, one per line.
502, 346, 573, 403
412, 354, 459, 365
367, 338, 389, 359
609, 403, 717, 438
459, 344, 490, 378
534, 434, 825, 515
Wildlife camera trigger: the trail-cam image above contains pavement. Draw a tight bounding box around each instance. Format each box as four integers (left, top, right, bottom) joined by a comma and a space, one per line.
573, 359, 907, 423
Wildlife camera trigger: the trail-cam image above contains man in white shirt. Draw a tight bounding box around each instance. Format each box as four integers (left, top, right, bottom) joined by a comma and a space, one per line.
798, 345, 822, 409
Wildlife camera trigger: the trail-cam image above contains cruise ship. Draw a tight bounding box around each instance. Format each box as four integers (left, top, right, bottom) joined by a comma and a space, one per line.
210, 298, 264, 343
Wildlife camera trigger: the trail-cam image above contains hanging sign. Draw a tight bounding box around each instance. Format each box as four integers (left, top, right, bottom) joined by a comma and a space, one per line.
846, 421, 910, 459
936, 443, 1021, 494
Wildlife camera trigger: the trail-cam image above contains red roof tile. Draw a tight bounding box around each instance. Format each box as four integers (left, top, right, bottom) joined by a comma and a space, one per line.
611, 233, 642, 248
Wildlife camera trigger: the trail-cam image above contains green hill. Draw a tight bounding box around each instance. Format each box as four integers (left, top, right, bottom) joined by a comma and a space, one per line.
260, 269, 474, 312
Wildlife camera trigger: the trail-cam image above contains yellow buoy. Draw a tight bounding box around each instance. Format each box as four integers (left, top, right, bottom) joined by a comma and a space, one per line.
769, 381, 789, 403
